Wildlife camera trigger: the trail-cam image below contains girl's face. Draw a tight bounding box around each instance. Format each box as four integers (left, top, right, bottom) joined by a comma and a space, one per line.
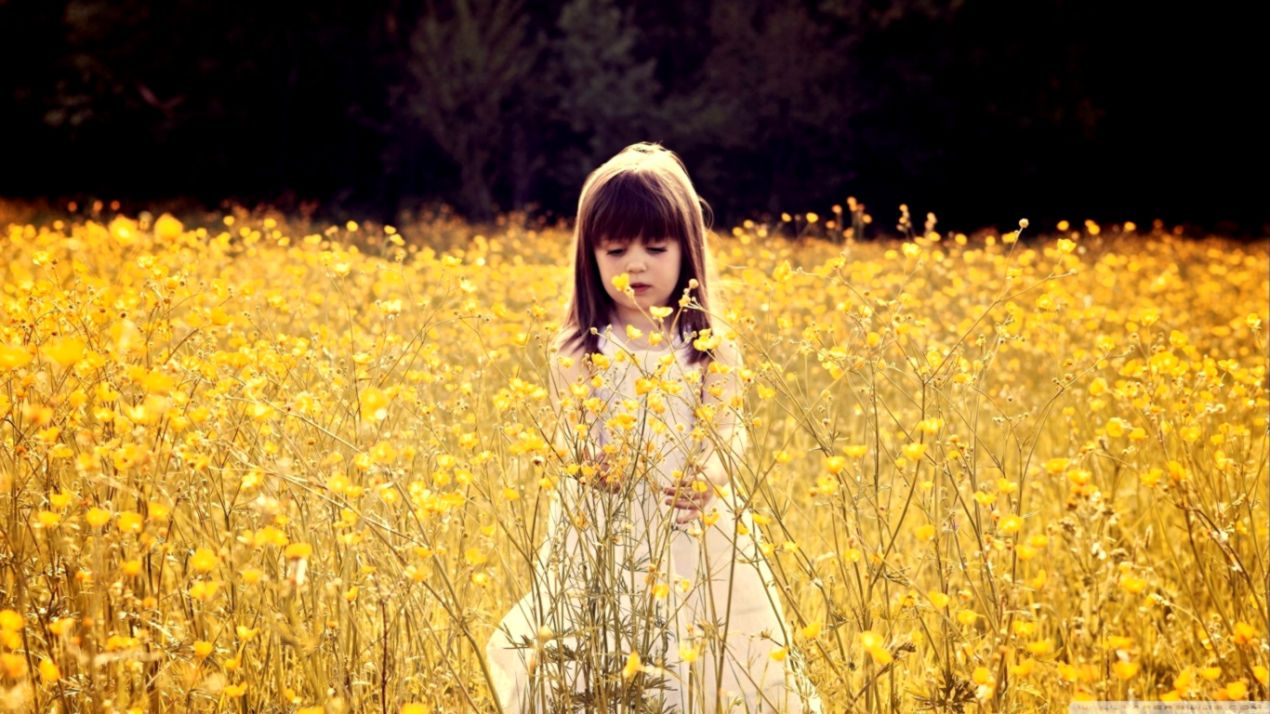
594, 234, 682, 326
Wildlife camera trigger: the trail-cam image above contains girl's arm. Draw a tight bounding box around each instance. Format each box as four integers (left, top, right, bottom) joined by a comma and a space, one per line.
547, 344, 589, 461
695, 337, 748, 489
547, 340, 616, 489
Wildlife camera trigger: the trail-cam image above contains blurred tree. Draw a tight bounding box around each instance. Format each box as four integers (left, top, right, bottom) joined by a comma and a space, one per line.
399, 0, 537, 220
22, 0, 393, 210
678, 0, 858, 217
542, 0, 660, 198
1, 0, 1256, 231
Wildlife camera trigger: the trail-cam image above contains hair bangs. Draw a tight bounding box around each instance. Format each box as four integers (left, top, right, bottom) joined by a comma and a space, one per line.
581, 172, 687, 249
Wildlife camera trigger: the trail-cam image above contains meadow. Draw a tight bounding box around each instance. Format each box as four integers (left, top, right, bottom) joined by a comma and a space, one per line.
1, 202, 1266, 712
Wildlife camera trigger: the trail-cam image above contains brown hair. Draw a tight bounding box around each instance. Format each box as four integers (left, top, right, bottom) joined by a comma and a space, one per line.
556, 142, 718, 367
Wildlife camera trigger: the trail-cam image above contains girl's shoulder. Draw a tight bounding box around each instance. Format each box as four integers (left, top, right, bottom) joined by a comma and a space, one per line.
547, 327, 596, 383
680, 326, 742, 367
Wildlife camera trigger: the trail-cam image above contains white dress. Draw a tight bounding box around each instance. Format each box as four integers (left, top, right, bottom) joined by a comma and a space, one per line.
485, 326, 823, 713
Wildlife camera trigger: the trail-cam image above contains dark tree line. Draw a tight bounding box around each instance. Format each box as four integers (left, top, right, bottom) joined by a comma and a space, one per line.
2, 0, 1261, 232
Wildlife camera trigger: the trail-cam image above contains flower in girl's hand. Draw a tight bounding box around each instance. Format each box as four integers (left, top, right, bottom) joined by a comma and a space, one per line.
664, 472, 714, 524
583, 451, 622, 493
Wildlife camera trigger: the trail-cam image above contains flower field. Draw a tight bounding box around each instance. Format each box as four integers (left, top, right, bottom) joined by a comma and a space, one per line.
1, 204, 1266, 712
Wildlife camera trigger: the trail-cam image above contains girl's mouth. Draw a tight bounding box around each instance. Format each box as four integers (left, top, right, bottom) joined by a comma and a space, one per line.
632, 285, 651, 293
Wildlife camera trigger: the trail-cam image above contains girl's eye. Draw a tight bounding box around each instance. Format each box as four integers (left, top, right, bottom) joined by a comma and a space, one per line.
604, 246, 665, 256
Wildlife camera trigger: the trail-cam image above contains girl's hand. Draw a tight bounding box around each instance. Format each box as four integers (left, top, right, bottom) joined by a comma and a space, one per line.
586, 451, 622, 493
663, 472, 715, 525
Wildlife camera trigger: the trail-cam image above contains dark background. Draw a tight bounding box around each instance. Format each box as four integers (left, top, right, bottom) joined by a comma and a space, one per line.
2, 0, 1263, 235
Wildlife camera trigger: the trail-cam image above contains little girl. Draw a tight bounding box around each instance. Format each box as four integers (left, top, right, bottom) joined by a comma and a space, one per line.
485, 143, 823, 713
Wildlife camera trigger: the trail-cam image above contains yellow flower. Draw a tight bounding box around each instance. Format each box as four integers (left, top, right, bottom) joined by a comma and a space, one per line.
38, 658, 60, 684
650, 305, 673, 319
253, 526, 289, 548
190, 547, 219, 573
927, 591, 950, 608
116, 511, 144, 534
1, 653, 27, 678
188, 580, 221, 601
1119, 574, 1147, 594
284, 542, 313, 560
49, 490, 75, 510
1104, 417, 1127, 438
154, 213, 184, 239
1170, 666, 1195, 692
800, 621, 822, 639
147, 501, 171, 522
1112, 660, 1140, 680
359, 386, 391, 421
901, 443, 926, 461
867, 646, 892, 666
859, 630, 883, 650
998, 515, 1023, 535
84, 507, 112, 528
1231, 621, 1257, 646
612, 273, 631, 293
0, 610, 23, 631
42, 336, 87, 368
1026, 638, 1055, 656
957, 610, 978, 626
1009, 657, 1036, 678
770, 646, 788, 662
622, 650, 642, 680
0, 343, 33, 371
